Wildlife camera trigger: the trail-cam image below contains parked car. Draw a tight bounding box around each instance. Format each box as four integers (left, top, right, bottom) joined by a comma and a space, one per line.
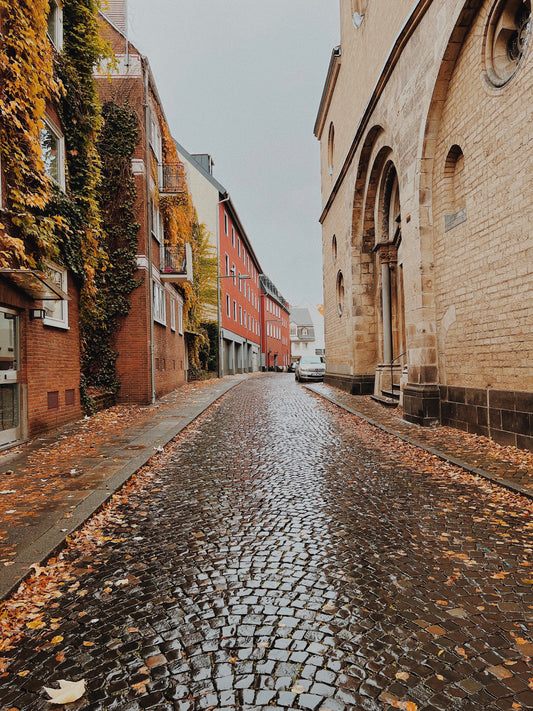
295, 355, 326, 382
288, 362, 296, 373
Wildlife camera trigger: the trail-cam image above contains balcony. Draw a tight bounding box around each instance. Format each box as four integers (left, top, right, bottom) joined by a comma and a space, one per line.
159, 163, 186, 195
160, 242, 193, 285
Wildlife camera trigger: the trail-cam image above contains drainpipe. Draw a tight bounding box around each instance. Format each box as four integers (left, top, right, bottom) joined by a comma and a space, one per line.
142, 57, 156, 404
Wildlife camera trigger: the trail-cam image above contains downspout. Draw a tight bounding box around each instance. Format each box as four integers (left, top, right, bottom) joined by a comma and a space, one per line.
216, 199, 222, 378
142, 56, 156, 403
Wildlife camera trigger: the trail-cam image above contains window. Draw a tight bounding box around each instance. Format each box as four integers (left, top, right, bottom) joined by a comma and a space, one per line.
47, 391, 59, 411
231, 226, 235, 246
444, 145, 467, 232
328, 123, 335, 175
332, 235, 337, 263
224, 212, 228, 236
238, 272, 242, 291
178, 300, 183, 335
485, 0, 531, 86
149, 108, 162, 164
46, 0, 63, 50
65, 389, 75, 406
43, 263, 68, 329
336, 271, 345, 317
153, 282, 166, 325
233, 300, 237, 321
232, 263, 236, 286
170, 299, 176, 331
225, 253, 230, 275
151, 198, 163, 243
226, 294, 231, 317
238, 238, 241, 257
40, 119, 65, 189
239, 305, 243, 325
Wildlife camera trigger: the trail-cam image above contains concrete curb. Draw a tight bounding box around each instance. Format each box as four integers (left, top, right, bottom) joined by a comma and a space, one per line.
0, 375, 247, 601
305, 384, 533, 502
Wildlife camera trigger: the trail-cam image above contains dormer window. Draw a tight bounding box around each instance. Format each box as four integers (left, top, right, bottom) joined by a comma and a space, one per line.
46, 0, 63, 50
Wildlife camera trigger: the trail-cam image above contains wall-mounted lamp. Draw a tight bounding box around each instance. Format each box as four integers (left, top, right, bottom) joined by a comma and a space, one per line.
29, 308, 46, 320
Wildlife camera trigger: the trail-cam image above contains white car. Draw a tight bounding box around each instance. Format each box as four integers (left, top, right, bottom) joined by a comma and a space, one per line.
295, 355, 326, 382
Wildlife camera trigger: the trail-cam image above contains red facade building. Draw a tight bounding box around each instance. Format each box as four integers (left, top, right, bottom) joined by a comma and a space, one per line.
218, 199, 262, 373
260, 275, 291, 370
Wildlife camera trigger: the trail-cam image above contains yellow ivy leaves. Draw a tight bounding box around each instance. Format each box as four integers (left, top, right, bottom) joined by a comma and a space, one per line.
0, 0, 63, 266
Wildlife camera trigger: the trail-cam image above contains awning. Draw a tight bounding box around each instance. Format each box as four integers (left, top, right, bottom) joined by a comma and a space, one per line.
0, 269, 70, 301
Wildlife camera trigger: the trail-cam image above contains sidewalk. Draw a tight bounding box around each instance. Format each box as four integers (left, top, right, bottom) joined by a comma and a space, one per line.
0, 374, 248, 600
306, 381, 533, 499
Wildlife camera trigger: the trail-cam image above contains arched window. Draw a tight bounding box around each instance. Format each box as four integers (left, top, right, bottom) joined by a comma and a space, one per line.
336, 271, 345, 316
444, 145, 467, 231
327, 123, 335, 176
332, 235, 337, 264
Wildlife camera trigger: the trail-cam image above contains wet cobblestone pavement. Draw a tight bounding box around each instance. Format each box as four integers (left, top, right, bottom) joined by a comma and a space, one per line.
1, 374, 533, 710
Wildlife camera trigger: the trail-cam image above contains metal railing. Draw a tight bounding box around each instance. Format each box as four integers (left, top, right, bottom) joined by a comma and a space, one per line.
161, 163, 186, 194
162, 244, 187, 274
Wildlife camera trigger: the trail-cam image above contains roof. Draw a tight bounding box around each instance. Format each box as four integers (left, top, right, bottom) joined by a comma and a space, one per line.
260, 274, 289, 312
290, 307, 313, 327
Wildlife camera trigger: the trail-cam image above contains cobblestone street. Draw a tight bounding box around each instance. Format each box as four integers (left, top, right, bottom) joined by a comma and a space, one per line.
1, 374, 532, 710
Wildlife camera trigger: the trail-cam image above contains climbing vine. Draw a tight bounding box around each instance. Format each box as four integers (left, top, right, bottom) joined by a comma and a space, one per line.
0, 0, 64, 266
81, 100, 141, 400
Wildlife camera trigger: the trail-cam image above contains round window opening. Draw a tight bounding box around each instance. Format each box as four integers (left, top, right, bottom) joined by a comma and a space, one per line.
332, 235, 337, 264
336, 271, 345, 317
485, 0, 531, 86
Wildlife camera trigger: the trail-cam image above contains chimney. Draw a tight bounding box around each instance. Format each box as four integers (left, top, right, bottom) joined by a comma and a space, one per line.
103, 0, 127, 34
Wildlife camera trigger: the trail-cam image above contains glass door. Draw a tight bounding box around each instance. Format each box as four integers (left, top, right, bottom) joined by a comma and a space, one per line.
0, 309, 20, 446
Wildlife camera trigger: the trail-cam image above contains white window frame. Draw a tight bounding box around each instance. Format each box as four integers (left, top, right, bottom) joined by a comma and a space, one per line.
231, 226, 235, 246
224, 212, 228, 236
226, 293, 231, 317
46, 0, 64, 50
225, 253, 230, 275
43, 262, 69, 329
151, 197, 163, 243
178, 299, 183, 335
170, 298, 176, 331
153, 281, 166, 325
41, 117, 65, 190
233, 300, 237, 321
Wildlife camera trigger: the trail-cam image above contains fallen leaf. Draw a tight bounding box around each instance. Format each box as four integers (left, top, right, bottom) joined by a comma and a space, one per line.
51, 636, 63, 645
43, 679, 85, 704
17, 670, 30, 677
132, 678, 149, 695
395, 671, 410, 680
291, 684, 305, 693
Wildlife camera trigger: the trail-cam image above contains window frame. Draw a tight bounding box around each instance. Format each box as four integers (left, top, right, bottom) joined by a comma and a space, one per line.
43, 262, 69, 330
40, 117, 65, 190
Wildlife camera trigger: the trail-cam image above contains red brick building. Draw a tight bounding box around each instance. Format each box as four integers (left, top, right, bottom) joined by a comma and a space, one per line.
260, 275, 291, 370
0, 1, 82, 446
96, 10, 193, 403
219, 198, 262, 373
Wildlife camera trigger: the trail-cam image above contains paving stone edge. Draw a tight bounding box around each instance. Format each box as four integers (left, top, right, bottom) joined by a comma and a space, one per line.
305, 384, 533, 503
0, 376, 247, 601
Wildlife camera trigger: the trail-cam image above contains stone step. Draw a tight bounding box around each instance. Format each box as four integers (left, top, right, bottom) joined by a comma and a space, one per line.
371, 394, 399, 407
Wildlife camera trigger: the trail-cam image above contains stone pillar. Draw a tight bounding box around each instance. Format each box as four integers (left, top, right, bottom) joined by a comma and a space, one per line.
381, 260, 392, 364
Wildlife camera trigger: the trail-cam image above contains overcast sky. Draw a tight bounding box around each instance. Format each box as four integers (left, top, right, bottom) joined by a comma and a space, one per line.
126, 1, 340, 307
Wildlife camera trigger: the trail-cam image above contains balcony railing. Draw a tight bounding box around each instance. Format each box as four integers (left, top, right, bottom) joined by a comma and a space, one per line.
160, 242, 193, 284
160, 163, 186, 195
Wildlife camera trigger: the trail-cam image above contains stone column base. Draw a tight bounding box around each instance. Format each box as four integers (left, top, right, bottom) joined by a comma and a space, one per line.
324, 373, 375, 395
403, 383, 440, 426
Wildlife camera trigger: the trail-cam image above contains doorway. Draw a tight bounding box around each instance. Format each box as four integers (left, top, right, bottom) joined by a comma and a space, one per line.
0, 308, 21, 446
